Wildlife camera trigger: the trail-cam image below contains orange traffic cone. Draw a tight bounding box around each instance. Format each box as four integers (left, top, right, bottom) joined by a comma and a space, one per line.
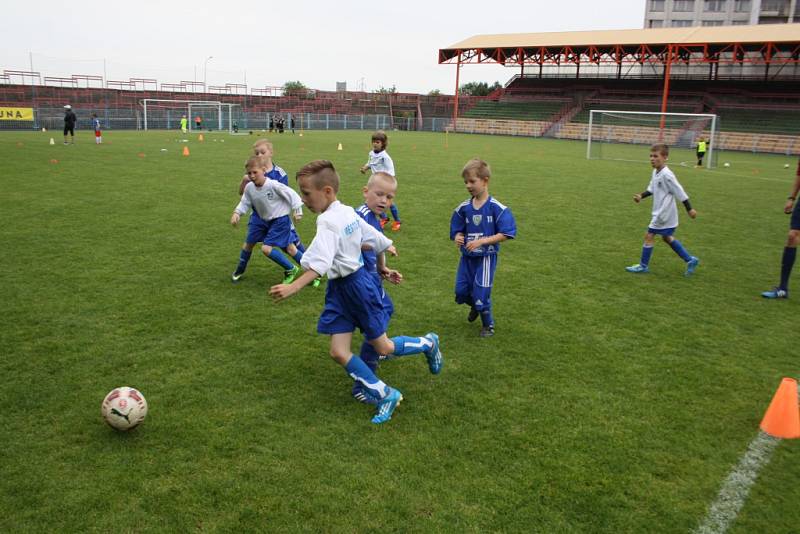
198, 134, 204, 142
759, 377, 800, 439
182, 146, 190, 157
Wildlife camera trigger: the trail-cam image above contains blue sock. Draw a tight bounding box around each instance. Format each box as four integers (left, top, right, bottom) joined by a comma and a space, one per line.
780, 246, 797, 291
289, 249, 303, 264
480, 309, 494, 328
352, 342, 381, 405
267, 248, 294, 270
236, 249, 252, 273
640, 245, 654, 267
345, 355, 389, 399
669, 239, 692, 262
295, 240, 306, 254
390, 204, 400, 222
380, 211, 388, 221
384, 335, 433, 360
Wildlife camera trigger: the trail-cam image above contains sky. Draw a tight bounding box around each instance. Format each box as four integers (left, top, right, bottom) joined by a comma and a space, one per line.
0, 0, 645, 95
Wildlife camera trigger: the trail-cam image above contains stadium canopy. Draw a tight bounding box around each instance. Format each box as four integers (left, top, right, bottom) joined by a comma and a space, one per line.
439, 24, 800, 125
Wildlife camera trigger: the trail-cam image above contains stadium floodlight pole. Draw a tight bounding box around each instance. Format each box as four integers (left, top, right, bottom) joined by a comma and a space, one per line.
203, 56, 213, 92
659, 44, 674, 137
452, 51, 462, 130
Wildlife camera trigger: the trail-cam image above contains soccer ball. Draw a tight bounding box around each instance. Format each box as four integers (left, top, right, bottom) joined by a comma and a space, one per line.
101, 387, 148, 431
785, 164, 790, 169
724, 162, 731, 167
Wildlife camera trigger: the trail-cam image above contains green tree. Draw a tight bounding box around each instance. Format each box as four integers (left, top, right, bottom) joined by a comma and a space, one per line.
459, 81, 502, 96
283, 81, 307, 96
375, 85, 397, 94
428, 89, 441, 96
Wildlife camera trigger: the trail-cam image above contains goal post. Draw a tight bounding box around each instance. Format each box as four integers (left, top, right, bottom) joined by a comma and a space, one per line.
141, 99, 242, 133
587, 110, 719, 169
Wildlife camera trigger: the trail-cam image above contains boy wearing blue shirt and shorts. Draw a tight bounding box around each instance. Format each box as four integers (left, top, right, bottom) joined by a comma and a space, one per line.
450, 158, 517, 338
270, 160, 443, 424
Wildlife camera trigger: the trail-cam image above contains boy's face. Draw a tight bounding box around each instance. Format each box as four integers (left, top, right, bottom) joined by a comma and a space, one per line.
650, 151, 667, 169
254, 143, 273, 158
246, 166, 268, 187
371, 140, 384, 152
463, 172, 489, 198
297, 175, 332, 214
363, 178, 396, 215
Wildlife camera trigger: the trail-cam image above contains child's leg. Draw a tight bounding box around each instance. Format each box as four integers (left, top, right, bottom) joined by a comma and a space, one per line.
284, 242, 303, 264
390, 204, 400, 222
640, 233, 656, 266
330, 333, 392, 400
778, 230, 800, 291
352, 341, 381, 405
472, 254, 496, 333
663, 235, 693, 262
370, 332, 442, 375
260, 244, 295, 271
454, 256, 476, 308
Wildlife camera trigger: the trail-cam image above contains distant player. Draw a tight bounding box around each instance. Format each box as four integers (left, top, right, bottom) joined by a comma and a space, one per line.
91, 113, 102, 145
230, 156, 304, 284
180, 115, 188, 134
63, 105, 76, 145
194, 115, 202, 130
626, 144, 700, 276
450, 158, 517, 338
360, 131, 401, 231
269, 160, 443, 424
696, 137, 708, 167
761, 158, 800, 299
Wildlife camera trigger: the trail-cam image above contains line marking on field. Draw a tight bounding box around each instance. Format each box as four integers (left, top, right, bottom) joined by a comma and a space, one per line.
694, 386, 798, 534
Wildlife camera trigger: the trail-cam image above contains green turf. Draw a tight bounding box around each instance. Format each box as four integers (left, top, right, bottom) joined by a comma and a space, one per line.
1, 129, 798, 532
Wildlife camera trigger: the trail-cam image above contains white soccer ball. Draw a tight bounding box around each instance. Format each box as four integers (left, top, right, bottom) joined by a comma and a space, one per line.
724, 162, 730, 167
785, 164, 790, 169
101, 387, 148, 431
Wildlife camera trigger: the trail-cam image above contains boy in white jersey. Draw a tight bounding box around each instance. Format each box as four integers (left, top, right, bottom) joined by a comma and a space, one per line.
626, 144, 700, 275
91, 113, 102, 144
269, 160, 443, 424
360, 131, 401, 231
230, 156, 305, 284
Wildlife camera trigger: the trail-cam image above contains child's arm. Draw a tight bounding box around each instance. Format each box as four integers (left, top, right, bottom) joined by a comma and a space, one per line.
666, 175, 697, 218
231, 190, 252, 226
272, 182, 304, 221
376, 252, 403, 285
633, 191, 652, 203
269, 269, 321, 301
358, 218, 393, 254
450, 207, 467, 247
784, 168, 800, 214
465, 206, 517, 251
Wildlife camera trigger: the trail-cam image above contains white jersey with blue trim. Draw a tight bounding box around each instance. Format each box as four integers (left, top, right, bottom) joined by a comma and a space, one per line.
365, 150, 395, 176
450, 196, 517, 257
646, 165, 689, 229
235, 180, 303, 221
301, 200, 393, 279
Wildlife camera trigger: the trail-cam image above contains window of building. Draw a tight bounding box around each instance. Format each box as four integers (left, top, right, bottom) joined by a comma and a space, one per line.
734, 0, 750, 12
673, 0, 695, 11
649, 19, 664, 27
731, 19, 748, 24
702, 19, 725, 24
671, 19, 694, 26
650, 0, 665, 11
704, 0, 726, 11
761, 0, 789, 14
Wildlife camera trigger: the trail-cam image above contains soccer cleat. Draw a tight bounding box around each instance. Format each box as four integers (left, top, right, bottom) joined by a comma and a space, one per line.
423, 333, 443, 375
761, 287, 788, 299
379, 218, 388, 229
685, 257, 700, 276
625, 264, 649, 273
480, 326, 495, 338
391, 221, 402, 232
352, 383, 379, 405
372, 388, 403, 424
312, 277, 322, 289
467, 307, 479, 322
231, 267, 246, 283
282, 265, 300, 284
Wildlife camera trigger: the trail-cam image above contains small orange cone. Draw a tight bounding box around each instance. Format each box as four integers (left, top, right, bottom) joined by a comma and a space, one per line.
760, 377, 800, 439
198, 134, 204, 142
182, 146, 190, 157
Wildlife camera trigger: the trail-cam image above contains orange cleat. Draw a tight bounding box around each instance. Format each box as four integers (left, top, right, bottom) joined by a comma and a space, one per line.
391, 221, 402, 232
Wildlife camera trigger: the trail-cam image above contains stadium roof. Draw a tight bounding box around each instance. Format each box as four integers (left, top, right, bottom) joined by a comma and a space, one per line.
439, 24, 800, 64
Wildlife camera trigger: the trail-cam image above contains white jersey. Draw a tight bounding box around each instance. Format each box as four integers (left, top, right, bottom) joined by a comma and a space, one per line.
646, 165, 689, 229
235, 180, 303, 221
301, 200, 393, 279
365, 150, 395, 176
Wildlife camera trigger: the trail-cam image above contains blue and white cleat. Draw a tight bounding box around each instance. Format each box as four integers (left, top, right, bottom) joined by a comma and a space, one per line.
231, 267, 246, 282
685, 256, 700, 276
372, 388, 403, 424
761, 287, 788, 299
423, 332, 443, 375
625, 264, 649, 274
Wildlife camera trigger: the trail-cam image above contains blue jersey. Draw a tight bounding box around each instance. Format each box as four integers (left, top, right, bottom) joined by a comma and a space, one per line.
450, 196, 516, 257
265, 164, 288, 186
356, 204, 383, 276
93, 118, 101, 130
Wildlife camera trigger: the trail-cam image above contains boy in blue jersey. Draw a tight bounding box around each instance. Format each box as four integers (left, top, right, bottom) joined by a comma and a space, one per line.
231, 156, 305, 285
91, 113, 102, 144
450, 158, 517, 338
625, 144, 699, 276
361, 131, 401, 231
270, 160, 443, 424
761, 157, 800, 299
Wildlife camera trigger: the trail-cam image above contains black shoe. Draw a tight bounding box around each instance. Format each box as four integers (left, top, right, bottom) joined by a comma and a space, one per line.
468, 307, 479, 322
479, 326, 495, 338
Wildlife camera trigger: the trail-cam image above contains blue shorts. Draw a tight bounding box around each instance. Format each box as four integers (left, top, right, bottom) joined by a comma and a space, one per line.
791, 201, 800, 231
317, 267, 389, 341
454, 254, 497, 312
245, 213, 293, 248
648, 226, 676, 236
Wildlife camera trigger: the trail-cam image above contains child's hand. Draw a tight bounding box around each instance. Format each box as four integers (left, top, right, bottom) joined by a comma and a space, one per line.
465, 238, 484, 252
230, 213, 240, 226
380, 266, 403, 285
360, 166, 368, 174
454, 233, 465, 246
269, 283, 297, 302
633, 193, 642, 203
386, 245, 398, 257
293, 213, 302, 222
688, 209, 697, 219
785, 199, 795, 214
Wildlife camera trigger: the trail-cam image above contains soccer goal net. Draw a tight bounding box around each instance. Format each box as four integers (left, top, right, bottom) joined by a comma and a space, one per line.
587, 110, 719, 169
141, 99, 243, 133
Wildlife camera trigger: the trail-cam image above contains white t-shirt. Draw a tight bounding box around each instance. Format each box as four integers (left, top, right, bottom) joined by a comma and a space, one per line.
646, 165, 689, 229
300, 200, 393, 279
235, 180, 303, 221
365, 150, 395, 176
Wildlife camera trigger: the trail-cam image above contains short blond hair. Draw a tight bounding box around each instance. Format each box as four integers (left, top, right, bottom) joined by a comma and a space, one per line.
253, 138, 272, 150
462, 158, 491, 180
245, 155, 268, 170
366, 172, 397, 189
296, 160, 340, 193
650, 144, 669, 156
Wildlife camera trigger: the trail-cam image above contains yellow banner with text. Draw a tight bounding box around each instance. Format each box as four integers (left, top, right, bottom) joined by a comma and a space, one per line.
0, 107, 34, 121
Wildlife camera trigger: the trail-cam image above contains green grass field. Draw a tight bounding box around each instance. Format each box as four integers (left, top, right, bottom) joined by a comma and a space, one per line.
1, 128, 798, 532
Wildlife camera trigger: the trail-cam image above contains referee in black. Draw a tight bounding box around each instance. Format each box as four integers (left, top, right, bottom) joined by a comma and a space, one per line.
63, 104, 77, 144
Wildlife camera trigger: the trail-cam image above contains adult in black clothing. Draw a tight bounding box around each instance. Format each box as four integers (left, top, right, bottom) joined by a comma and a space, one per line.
63, 105, 77, 144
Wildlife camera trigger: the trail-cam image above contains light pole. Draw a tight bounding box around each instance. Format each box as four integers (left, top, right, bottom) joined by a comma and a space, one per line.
203, 56, 213, 90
